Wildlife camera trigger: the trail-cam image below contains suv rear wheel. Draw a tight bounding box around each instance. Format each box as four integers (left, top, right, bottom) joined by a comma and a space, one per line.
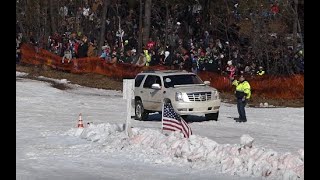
135, 100, 149, 121
205, 112, 219, 121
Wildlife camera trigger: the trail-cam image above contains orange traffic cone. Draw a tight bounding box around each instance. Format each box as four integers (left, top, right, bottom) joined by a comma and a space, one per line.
77, 113, 84, 128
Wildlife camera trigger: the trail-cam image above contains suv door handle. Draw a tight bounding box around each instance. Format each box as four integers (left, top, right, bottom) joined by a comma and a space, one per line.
140, 91, 143, 93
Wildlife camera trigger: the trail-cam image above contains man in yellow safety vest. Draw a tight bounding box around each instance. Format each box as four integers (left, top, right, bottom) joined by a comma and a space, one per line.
232, 75, 251, 122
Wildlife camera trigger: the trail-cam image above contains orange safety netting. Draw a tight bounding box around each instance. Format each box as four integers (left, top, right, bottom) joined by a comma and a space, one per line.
198, 71, 304, 100
20, 44, 304, 100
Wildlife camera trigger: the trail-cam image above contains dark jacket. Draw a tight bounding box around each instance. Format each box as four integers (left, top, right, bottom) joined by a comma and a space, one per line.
77, 42, 88, 58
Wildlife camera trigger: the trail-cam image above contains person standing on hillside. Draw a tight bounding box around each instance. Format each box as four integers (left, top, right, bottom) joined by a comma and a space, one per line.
232, 75, 251, 122
226, 60, 236, 81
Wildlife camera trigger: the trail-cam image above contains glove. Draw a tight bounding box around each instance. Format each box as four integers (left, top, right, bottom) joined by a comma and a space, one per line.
232, 80, 238, 86
242, 96, 246, 102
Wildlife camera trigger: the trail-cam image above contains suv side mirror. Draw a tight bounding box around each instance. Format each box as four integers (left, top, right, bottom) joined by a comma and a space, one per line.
204, 81, 211, 85
151, 83, 161, 90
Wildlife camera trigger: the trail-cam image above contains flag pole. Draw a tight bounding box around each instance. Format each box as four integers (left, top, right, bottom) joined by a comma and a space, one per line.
161, 100, 164, 133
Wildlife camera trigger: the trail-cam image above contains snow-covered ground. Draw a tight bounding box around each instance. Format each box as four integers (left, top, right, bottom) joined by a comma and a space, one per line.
16, 71, 304, 180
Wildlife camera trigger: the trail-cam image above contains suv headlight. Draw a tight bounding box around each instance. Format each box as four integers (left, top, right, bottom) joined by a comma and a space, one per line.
175, 92, 184, 101
212, 90, 220, 100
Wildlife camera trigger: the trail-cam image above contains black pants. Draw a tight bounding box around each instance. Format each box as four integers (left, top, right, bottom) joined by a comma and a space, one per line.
237, 99, 247, 120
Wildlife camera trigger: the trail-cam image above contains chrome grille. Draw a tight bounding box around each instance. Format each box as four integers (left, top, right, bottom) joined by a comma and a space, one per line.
187, 92, 212, 101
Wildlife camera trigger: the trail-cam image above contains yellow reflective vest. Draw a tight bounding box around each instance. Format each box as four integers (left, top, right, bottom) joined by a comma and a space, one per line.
232, 80, 251, 99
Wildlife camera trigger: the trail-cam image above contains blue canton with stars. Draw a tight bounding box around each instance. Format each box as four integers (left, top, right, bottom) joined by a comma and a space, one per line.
163, 102, 181, 121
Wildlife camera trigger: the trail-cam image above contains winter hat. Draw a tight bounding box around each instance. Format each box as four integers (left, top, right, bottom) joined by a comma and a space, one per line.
101, 45, 109, 50
164, 51, 170, 57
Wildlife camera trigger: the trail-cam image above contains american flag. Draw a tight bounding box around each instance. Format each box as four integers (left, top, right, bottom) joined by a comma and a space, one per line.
162, 102, 192, 138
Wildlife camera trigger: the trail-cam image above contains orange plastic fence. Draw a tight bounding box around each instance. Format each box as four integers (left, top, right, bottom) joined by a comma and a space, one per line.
21, 44, 304, 100
198, 71, 304, 100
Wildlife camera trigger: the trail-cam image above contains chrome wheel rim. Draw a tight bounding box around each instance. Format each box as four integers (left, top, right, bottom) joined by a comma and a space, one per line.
136, 104, 142, 118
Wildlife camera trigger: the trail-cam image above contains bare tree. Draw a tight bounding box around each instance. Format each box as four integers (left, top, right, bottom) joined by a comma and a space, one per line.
138, 0, 143, 53
165, 0, 169, 46
49, 0, 57, 34
143, 0, 152, 46
291, 0, 304, 51
98, 0, 109, 55
16, 0, 27, 37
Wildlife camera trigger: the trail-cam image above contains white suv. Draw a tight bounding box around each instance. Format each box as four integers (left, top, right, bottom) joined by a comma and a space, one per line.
134, 70, 221, 121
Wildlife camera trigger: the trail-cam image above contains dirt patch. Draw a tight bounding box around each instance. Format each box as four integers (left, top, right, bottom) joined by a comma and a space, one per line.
16, 64, 123, 91
50, 82, 71, 90
16, 64, 303, 107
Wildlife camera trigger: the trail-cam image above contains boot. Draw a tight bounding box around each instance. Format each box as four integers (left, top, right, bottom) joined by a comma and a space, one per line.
240, 117, 247, 122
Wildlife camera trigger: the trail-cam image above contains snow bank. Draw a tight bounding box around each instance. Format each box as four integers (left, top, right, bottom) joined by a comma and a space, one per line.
16, 71, 70, 84
67, 123, 304, 179
38, 76, 70, 84
16, 71, 28, 76
240, 134, 254, 148
259, 102, 276, 108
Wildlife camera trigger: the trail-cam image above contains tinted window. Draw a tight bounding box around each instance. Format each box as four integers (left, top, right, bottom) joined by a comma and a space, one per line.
135, 75, 145, 87
143, 75, 161, 89
163, 74, 203, 88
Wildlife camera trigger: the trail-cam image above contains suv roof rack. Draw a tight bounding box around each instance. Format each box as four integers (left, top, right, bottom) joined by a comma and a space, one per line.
141, 70, 189, 74
141, 70, 156, 73
162, 70, 181, 73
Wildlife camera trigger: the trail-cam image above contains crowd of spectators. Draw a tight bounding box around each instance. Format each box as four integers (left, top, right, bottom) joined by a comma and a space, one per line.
16, 0, 304, 76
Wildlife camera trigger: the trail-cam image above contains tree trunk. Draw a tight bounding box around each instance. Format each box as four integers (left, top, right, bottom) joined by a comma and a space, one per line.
265, 47, 270, 74
292, 0, 298, 51
143, 0, 152, 46
16, 1, 27, 38
35, 0, 41, 41
98, 0, 109, 55
202, 0, 210, 30
165, 1, 168, 46
297, 18, 303, 48
224, 0, 231, 60
40, 0, 48, 48
49, 0, 56, 34
138, 0, 143, 53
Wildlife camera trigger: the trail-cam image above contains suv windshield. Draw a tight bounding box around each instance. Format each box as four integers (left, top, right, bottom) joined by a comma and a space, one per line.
163, 74, 204, 88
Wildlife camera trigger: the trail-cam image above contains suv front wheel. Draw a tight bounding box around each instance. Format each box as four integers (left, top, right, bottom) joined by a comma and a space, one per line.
135, 100, 149, 121
205, 112, 219, 121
